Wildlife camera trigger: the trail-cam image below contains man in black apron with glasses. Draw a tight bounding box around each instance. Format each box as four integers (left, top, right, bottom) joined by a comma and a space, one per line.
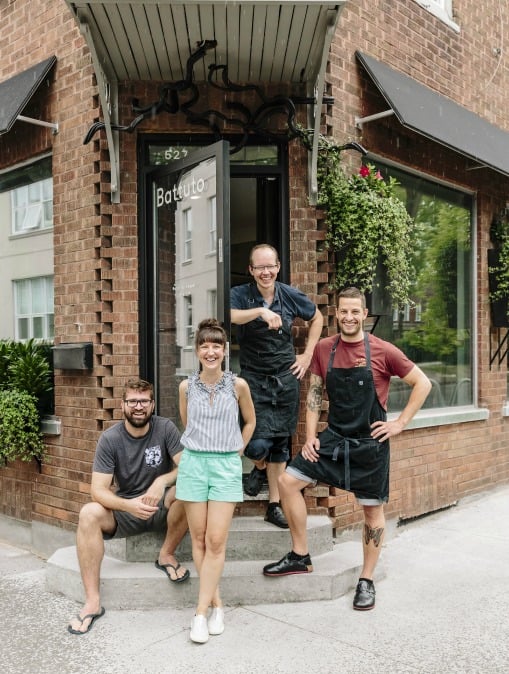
231, 244, 323, 528
263, 287, 431, 610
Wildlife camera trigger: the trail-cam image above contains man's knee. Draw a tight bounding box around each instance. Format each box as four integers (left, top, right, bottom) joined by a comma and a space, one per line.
278, 470, 302, 495
362, 504, 385, 528
78, 501, 114, 533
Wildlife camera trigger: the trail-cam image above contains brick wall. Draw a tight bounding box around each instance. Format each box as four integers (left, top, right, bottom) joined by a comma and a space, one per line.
315, 0, 509, 529
1, 0, 509, 537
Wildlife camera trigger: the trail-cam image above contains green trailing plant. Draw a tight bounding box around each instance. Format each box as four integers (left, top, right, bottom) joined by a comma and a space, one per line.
317, 146, 415, 307
0, 389, 45, 465
488, 210, 509, 314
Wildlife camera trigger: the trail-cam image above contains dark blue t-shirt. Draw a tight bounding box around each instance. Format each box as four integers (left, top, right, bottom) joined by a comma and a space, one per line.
230, 281, 316, 344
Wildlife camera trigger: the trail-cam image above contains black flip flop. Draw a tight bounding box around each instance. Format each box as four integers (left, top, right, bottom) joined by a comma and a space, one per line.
155, 559, 190, 583
67, 606, 105, 635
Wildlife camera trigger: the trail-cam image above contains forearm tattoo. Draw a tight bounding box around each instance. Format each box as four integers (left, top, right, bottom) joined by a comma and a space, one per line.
307, 375, 323, 413
363, 523, 384, 548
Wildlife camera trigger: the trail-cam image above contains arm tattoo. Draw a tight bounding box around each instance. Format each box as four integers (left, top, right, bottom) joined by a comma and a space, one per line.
307, 374, 323, 413
363, 523, 384, 548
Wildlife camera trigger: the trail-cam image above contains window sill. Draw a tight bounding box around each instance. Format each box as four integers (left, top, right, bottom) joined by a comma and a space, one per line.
388, 405, 489, 430
9, 227, 53, 241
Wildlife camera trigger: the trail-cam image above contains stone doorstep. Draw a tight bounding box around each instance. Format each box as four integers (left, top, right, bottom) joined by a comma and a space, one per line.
104, 515, 334, 562
46, 540, 385, 610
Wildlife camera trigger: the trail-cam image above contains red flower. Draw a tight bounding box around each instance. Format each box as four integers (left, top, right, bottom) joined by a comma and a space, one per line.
359, 165, 370, 177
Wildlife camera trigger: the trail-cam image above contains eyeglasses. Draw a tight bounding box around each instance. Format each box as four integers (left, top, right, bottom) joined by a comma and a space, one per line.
250, 264, 279, 271
124, 399, 153, 408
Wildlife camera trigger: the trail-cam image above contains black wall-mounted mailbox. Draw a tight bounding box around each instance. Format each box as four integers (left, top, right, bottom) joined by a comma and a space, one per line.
52, 342, 93, 370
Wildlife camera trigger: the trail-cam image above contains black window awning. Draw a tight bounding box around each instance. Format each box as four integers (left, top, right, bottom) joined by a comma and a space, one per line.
0, 56, 57, 135
356, 51, 509, 177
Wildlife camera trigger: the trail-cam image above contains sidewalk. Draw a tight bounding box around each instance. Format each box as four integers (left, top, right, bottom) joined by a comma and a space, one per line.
1, 485, 508, 674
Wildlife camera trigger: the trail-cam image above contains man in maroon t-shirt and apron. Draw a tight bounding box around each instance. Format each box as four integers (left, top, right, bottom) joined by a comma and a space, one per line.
263, 287, 431, 610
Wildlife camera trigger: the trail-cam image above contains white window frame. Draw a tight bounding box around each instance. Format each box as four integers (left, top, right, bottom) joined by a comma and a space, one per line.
207, 289, 217, 317
183, 294, 193, 346
13, 275, 54, 341
11, 176, 53, 234
183, 208, 192, 262
413, 0, 459, 32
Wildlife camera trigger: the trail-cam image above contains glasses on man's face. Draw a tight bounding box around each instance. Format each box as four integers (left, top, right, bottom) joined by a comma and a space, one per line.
124, 399, 153, 409
250, 264, 279, 272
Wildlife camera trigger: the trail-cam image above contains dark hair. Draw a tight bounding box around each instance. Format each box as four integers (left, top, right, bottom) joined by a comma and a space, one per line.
194, 318, 227, 350
123, 378, 154, 400
249, 244, 280, 266
337, 287, 366, 309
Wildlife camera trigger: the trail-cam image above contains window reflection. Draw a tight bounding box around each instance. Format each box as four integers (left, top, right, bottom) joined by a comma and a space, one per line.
372, 165, 473, 410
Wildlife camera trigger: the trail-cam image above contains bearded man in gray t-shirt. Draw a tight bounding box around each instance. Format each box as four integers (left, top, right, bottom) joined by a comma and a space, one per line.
68, 379, 189, 635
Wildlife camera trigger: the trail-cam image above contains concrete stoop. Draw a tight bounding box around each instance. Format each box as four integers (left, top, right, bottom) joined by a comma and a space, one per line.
46, 516, 382, 609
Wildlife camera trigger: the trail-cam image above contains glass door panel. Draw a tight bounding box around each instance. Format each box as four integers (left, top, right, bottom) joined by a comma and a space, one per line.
149, 141, 230, 421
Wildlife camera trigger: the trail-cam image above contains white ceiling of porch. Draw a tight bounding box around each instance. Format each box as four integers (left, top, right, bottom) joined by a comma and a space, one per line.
65, 1, 343, 85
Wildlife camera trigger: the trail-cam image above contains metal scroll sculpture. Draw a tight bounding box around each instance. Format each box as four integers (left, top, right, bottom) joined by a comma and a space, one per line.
83, 40, 336, 154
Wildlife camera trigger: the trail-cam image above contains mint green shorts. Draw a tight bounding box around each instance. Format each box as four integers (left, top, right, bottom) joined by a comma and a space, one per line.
176, 449, 244, 503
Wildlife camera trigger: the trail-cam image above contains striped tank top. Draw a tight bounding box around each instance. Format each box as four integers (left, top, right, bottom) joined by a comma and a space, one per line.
180, 370, 244, 453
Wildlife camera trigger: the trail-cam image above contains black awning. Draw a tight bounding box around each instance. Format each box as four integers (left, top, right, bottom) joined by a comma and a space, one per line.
0, 56, 57, 135
356, 51, 509, 177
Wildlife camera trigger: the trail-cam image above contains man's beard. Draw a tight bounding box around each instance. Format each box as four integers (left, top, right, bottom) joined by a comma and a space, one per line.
125, 410, 153, 428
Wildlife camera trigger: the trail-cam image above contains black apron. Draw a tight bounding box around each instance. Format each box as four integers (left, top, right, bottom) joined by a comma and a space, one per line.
317, 333, 390, 501
239, 285, 300, 439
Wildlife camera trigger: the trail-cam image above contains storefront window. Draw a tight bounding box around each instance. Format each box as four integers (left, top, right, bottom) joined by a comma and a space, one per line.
372, 165, 473, 411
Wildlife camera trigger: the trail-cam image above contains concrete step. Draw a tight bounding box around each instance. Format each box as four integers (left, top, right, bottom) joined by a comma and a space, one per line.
103, 515, 333, 562
46, 540, 384, 609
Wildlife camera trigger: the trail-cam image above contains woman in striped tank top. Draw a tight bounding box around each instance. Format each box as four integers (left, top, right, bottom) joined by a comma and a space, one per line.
176, 318, 256, 644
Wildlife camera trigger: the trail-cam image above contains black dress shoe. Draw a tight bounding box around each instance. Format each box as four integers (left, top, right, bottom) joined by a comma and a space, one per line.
263, 551, 313, 576
353, 578, 376, 610
244, 466, 266, 496
264, 503, 289, 528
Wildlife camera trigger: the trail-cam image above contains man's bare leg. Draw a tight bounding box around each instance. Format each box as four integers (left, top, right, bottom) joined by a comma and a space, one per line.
360, 504, 385, 579
266, 461, 286, 504
68, 501, 115, 633
157, 488, 189, 580
278, 471, 312, 555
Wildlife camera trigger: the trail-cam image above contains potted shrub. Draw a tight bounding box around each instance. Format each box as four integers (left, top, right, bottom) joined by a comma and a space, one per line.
0, 389, 45, 466
0, 339, 53, 467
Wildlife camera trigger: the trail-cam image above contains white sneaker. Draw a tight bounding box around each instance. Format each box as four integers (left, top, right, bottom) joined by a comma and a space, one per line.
190, 614, 209, 643
207, 607, 225, 636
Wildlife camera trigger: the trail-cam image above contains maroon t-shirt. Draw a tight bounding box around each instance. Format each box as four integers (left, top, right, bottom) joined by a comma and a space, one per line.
310, 333, 415, 410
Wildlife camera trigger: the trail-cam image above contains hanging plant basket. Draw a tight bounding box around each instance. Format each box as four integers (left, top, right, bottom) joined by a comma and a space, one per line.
317, 152, 415, 308
488, 211, 509, 327
488, 248, 509, 328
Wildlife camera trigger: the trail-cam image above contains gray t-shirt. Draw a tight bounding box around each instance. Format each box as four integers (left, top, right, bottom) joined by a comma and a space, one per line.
93, 416, 182, 498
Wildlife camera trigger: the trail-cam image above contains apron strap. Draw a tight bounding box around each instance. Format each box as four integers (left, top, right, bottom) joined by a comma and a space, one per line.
327, 332, 372, 373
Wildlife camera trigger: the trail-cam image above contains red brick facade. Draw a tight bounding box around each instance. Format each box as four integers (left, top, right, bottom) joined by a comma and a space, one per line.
1, 0, 509, 544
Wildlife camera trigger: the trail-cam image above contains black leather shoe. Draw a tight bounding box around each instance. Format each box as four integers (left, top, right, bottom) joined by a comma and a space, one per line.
244, 466, 266, 496
353, 578, 376, 610
263, 552, 313, 576
264, 503, 289, 528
